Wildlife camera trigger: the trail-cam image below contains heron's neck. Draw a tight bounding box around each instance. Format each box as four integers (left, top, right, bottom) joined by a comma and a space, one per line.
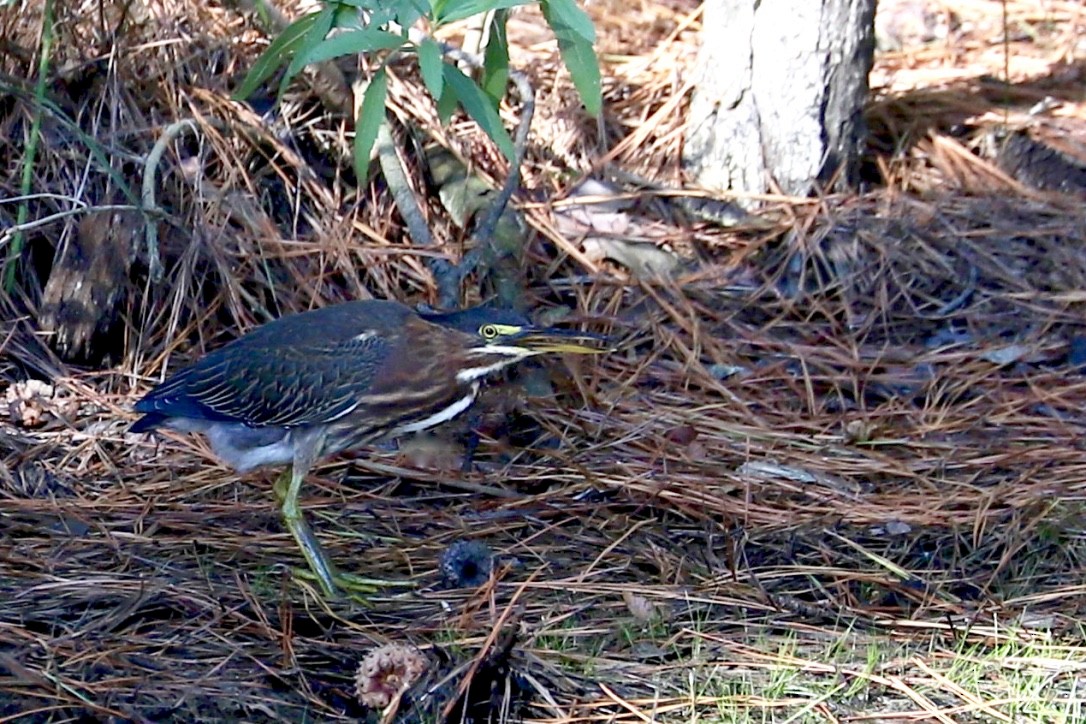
392, 382, 481, 435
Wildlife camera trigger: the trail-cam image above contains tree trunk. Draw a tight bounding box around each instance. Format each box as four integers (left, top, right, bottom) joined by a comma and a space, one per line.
683, 0, 876, 207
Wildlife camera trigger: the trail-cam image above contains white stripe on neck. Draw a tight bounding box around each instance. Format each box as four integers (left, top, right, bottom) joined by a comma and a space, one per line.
455, 346, 534, 383
393, 383, 480, 434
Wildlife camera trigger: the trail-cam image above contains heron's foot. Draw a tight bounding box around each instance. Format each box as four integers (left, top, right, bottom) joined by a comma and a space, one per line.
290, 567, 416, 603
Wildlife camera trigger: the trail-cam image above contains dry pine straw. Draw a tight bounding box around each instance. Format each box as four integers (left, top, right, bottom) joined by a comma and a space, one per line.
5, 198, 1086, 720
2, 0, 1086, 721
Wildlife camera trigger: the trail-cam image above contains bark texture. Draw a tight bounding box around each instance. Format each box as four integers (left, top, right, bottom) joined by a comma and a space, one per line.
683, 0, 876, 207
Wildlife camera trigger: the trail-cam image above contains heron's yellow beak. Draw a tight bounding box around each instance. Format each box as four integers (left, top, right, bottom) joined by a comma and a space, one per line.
518, 328, 610, 355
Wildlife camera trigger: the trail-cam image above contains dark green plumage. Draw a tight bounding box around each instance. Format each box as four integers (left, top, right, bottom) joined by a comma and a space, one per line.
133, 300, 407, 430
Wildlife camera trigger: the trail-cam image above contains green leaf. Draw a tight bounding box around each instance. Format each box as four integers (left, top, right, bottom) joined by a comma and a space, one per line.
279, 5, 336, 98
434, 0, 531, 27
540, 0, 595, 42
354, 69, 388, 181
233, 11, 322, 101
299, 28, 405, 66
334, 0, 382, 9
344, 0, 426, 26
442, 63, 515, 161
417, 37, 444, 100
436, 79, 458, 124
331, 3, 365, 30
556, 36, 601, 115
356, 6, 396, 29
390, 0, 428, 28
480, 9, 509, 106
541, 0, 601, 115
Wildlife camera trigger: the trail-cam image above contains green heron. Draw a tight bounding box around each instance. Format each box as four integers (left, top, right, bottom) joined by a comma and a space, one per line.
131, 299, 602, 598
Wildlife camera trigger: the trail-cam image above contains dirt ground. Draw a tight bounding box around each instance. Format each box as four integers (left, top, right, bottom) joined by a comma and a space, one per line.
3, 0, 1086, 721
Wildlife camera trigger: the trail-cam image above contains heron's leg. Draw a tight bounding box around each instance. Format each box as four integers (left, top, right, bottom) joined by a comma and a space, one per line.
461, 412, 483, 473
274, 466, 340, 598
272, 467, 397, 601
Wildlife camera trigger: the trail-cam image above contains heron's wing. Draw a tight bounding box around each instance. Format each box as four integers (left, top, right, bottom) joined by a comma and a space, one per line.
135, 314, 397, 428
181, 333, 392, 426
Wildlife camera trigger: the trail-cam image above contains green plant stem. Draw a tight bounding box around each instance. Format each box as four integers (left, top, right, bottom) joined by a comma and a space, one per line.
4, 0, 55, 293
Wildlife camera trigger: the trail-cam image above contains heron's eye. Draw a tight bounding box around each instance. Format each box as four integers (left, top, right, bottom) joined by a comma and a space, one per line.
480, 324, 499, 340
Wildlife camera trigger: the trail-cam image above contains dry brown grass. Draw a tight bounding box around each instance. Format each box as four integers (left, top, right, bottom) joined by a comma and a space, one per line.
2, 0, 1086, 721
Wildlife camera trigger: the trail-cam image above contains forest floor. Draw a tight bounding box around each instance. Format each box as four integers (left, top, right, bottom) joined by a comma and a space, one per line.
2, 0, 1086, 721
